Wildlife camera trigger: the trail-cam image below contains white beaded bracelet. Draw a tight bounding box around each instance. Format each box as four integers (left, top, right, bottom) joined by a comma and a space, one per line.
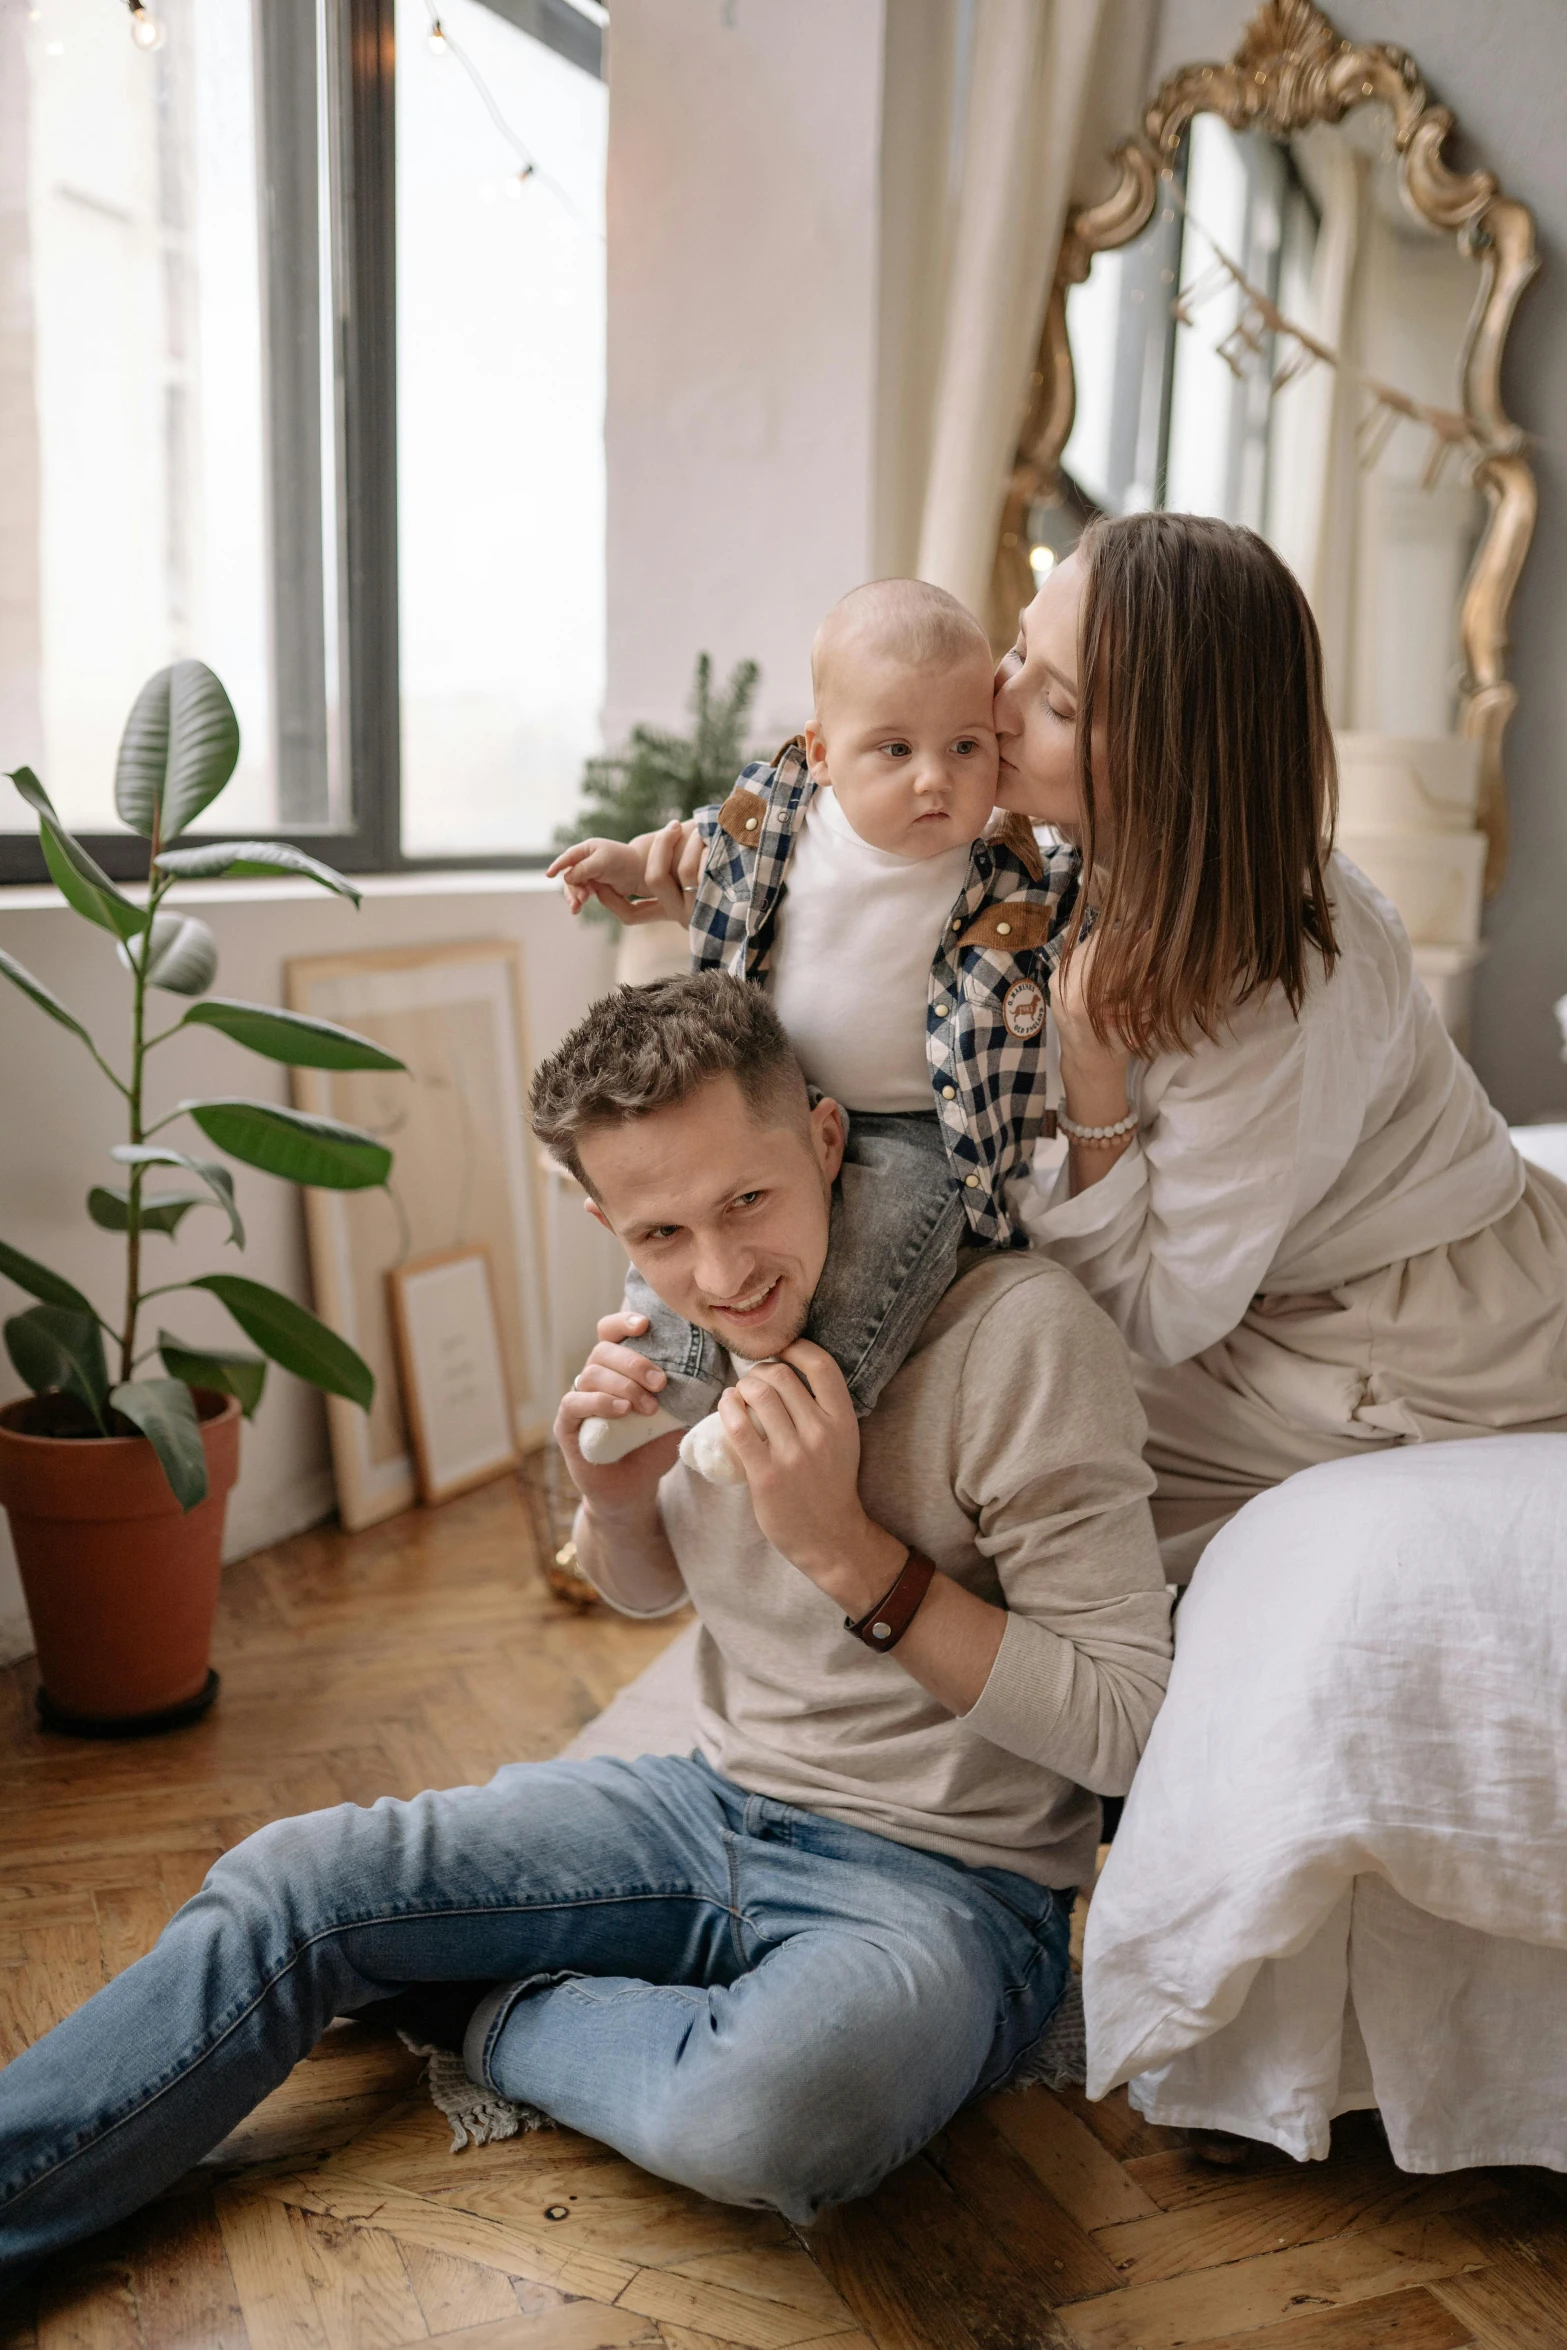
1058, 1107, 1139, 1144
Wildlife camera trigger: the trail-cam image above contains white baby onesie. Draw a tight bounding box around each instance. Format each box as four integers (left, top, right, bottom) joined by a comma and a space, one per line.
766, 785, 974, 1112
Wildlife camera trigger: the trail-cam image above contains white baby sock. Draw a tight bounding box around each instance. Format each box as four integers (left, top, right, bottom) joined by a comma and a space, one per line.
678, 1411, 745, 1485
579, 1358, 762, 1484
676, 1353, 774, 1485
577, 1404, 686, 1465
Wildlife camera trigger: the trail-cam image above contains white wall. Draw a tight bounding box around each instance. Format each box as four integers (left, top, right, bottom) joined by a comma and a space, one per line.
0, 876, 619, 1661
603, 0, 886, 749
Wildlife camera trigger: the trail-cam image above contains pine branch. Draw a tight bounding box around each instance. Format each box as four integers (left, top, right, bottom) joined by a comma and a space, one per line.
556, 654, 763, 851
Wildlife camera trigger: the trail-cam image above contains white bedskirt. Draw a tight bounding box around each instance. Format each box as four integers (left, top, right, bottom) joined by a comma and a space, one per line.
1084, 1434, 1567, 2170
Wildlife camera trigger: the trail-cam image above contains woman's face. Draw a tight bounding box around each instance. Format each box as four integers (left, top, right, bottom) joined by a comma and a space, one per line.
993, 549, 1087, 836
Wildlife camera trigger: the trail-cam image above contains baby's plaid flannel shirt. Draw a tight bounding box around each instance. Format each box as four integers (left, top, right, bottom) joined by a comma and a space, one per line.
688, 738, 1083, 1246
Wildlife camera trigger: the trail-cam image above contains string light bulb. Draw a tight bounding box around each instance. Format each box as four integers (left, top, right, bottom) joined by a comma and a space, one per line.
127, 0, 165, 47
427, 16, 448, 53
1028, 544, 1056, 589
502, 163, 536, 200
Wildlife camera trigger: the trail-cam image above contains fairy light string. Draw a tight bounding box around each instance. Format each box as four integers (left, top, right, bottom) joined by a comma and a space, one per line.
125, 0, 165, 49
422, 2, 596, 230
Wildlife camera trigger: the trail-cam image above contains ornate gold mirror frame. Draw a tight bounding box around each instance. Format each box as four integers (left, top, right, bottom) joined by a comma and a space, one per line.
993, 0, 1538, 889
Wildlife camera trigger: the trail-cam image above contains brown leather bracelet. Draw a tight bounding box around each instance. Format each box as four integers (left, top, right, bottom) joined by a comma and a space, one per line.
845, 1548, 936, 1651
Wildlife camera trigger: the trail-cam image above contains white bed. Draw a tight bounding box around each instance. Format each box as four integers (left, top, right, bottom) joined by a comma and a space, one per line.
1084, 1430, 1567, 2169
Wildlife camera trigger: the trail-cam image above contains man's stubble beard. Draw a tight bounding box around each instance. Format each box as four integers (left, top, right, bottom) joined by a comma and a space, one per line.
705, 1283, 811, 1360
699, 1164, 831, 1360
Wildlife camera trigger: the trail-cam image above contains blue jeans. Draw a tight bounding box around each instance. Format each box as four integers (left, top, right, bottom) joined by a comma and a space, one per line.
0, 1750, 1070, 2267
627, 1110, 972, 1421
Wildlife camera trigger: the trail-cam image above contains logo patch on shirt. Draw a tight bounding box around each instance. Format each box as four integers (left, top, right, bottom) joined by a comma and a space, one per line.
1003, 978, 1046, 1041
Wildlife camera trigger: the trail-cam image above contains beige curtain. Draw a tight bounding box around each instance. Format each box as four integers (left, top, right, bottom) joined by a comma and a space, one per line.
883, 0, 1155, 627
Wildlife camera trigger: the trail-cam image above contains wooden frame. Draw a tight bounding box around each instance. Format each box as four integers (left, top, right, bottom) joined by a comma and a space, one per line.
387, 1244, 520, 1503
993, 0, 1539, 892
286, 937, 551, 1529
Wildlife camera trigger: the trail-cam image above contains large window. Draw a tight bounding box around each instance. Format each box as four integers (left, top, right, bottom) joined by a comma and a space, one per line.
4, 0, 279, 835
397, 0, 605, 854
0, 0, 605, 879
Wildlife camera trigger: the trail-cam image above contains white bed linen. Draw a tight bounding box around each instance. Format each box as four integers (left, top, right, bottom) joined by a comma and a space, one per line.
1084, 1435, 1567, 2169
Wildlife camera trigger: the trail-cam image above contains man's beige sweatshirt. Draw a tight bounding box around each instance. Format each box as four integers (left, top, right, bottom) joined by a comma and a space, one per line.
625, 1253, 1174, 1888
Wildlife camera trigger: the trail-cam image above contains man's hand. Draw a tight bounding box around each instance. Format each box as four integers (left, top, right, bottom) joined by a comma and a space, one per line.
557, 1311, 686, 1615
555, 1311, 682, 1520
717, 1341, 905, 1618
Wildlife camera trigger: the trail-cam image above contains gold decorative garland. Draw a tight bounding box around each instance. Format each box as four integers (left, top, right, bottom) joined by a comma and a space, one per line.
991, 0, 1538, 891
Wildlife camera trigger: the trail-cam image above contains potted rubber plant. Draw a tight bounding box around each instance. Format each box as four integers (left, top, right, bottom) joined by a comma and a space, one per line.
0, 661, 402, 1736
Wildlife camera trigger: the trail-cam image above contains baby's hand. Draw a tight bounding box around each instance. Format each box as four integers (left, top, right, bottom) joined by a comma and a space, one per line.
546, 837, 651, 919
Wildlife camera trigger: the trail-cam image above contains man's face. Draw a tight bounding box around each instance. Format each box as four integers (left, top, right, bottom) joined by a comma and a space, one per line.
579, 1074, 844, 1360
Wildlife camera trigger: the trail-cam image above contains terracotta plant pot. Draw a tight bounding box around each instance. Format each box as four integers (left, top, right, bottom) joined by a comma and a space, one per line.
0, 1388, 241, 1735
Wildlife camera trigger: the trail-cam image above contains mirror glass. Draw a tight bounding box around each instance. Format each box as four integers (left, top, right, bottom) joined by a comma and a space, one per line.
1044, 104, 1483, 742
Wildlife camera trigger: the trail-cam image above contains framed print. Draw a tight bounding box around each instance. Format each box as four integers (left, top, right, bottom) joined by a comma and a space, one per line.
286, 939, 550, 1529
387, 1246, 519, 1504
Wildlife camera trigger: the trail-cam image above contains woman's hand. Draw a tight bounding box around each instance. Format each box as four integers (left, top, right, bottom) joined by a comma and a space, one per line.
640, 818, 706, 922
1051, 929, 1129, 1083
1051, 930, 1137, 1191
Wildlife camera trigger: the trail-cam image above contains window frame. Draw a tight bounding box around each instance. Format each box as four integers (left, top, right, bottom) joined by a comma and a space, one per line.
1, 0, 604, 887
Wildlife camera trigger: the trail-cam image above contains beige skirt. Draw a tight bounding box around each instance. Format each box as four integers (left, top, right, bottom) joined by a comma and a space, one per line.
1139, 1164, 1567, 1578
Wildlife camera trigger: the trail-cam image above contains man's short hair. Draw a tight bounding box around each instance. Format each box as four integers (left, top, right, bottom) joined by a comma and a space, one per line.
529, 971, 810, 1194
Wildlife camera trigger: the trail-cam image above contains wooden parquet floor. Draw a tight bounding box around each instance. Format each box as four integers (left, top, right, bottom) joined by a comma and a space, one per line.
3, 1479, 1566, 2350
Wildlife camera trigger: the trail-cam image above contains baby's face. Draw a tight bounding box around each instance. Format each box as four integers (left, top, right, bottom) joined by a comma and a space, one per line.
805, 648, 999, 859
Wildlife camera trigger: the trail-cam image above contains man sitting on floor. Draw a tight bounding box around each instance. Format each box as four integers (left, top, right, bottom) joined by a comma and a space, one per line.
0, 972, 1171, 2268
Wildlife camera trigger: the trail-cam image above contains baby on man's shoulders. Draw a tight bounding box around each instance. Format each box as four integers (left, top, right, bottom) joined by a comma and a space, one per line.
549, 579, 1082, 1476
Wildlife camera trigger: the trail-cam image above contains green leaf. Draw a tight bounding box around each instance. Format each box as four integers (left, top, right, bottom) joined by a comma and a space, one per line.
114, 661, 240, 841
182, 1099, 391, 1190
88, 1186, 204, 1238
0, 948, 100, 1054
178, 998, 404, 1071
192, 1274, 374, 1408
8, 769, 150, 942
108, 1378, 209, 1509
157, 1331, 267, 1419
117, 913, 218, 997
152, 840, 360, 904
0, 1237, 95, 1314
5, 1305, 110, 1427
112, 1147, 245, 1249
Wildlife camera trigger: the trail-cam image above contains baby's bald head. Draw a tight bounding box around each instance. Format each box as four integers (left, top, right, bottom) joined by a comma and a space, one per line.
810, 578, 992, 718
802, 578, 1000, 859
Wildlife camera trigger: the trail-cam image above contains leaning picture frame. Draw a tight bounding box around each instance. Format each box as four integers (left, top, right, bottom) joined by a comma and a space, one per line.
387, 1245, 520, 1505
285, 939, 551, 1530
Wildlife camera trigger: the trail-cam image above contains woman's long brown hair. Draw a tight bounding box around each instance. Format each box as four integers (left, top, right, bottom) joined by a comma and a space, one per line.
1070, 511, 1339, 1058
